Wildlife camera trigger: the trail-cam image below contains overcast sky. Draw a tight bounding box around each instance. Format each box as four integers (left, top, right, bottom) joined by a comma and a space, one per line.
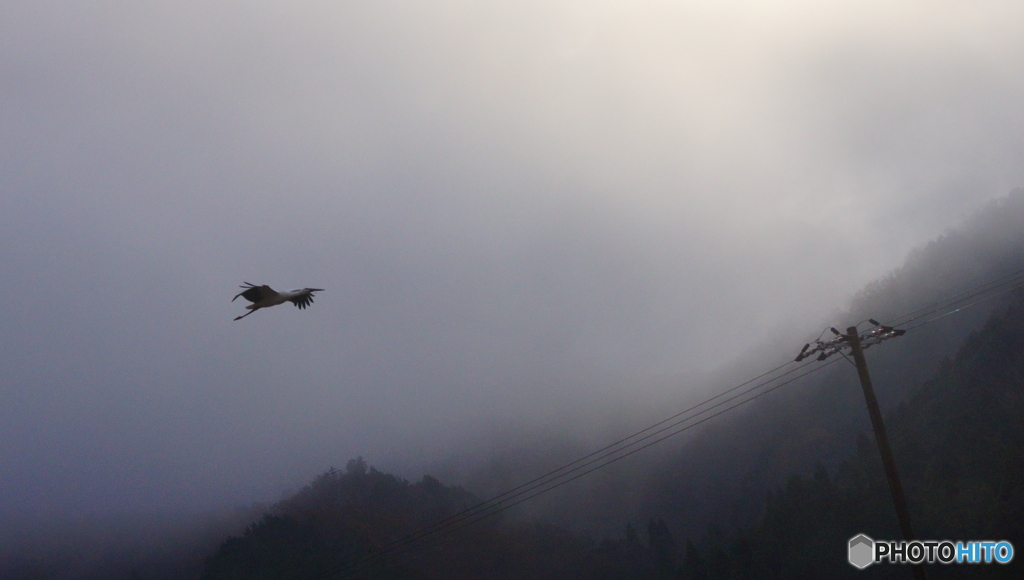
2, 1, 1024, 520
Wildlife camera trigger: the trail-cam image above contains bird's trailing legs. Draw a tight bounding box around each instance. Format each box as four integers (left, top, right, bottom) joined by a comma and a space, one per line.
234, 308, 259, 321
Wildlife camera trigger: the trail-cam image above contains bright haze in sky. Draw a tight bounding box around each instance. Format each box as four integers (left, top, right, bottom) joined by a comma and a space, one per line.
2, 1, 1024, 519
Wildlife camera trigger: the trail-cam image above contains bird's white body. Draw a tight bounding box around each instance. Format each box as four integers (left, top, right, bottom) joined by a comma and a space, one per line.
242, 288, 299, 310
232, 283, 323, 320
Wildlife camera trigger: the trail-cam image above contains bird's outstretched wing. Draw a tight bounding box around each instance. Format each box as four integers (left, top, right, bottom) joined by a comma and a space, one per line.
232, 282, 277, 304
289, 288, 323, 310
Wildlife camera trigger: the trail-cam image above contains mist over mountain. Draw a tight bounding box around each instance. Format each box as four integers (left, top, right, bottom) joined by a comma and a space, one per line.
5, 190, 1021, 580
6, 1, 1024, 525
5, 2, 1024, 578
416, 189, 1024, 539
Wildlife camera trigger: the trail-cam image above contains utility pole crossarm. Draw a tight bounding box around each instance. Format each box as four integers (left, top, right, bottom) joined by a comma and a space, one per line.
794, 320, 905, 363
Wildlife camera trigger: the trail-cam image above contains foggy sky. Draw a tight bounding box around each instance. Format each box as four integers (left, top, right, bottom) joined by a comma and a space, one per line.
3, 1, 1024, 520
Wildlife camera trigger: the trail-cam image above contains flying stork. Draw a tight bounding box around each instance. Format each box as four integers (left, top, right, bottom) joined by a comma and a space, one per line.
232, 282, 324, 321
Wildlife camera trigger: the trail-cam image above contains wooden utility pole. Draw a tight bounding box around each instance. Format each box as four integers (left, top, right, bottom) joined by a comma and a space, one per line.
846, 327, 927, 580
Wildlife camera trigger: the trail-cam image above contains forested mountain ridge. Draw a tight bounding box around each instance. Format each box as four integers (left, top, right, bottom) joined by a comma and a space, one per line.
201, 458, 656, 580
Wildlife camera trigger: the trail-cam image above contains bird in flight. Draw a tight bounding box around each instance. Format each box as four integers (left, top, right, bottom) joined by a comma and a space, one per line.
232, 282, 324, 321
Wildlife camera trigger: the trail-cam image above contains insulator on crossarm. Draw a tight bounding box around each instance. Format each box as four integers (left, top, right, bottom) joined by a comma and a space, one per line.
823, 337, 845, 349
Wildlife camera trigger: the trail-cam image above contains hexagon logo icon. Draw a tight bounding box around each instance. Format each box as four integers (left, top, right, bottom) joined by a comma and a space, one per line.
849, 534, 874, 569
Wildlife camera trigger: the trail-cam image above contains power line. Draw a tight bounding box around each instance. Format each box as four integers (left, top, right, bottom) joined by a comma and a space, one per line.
319, 361, 811, 577
883, 266, 1024, 328
317, 360, 810, 576
325, 359, 840, 579
903, 279, 1024, 332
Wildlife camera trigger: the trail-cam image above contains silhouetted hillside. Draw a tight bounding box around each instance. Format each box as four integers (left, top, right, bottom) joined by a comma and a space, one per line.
0, 507, 266, 580
633, 189, 1024, 541
201, 458, 669, 580
679, 290, 1024, 579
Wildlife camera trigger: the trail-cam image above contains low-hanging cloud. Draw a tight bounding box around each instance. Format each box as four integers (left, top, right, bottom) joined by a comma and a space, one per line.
2, 0, 1024, 520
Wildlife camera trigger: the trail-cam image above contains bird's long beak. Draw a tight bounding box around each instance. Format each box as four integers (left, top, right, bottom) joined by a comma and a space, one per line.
309, 288, 325, 291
